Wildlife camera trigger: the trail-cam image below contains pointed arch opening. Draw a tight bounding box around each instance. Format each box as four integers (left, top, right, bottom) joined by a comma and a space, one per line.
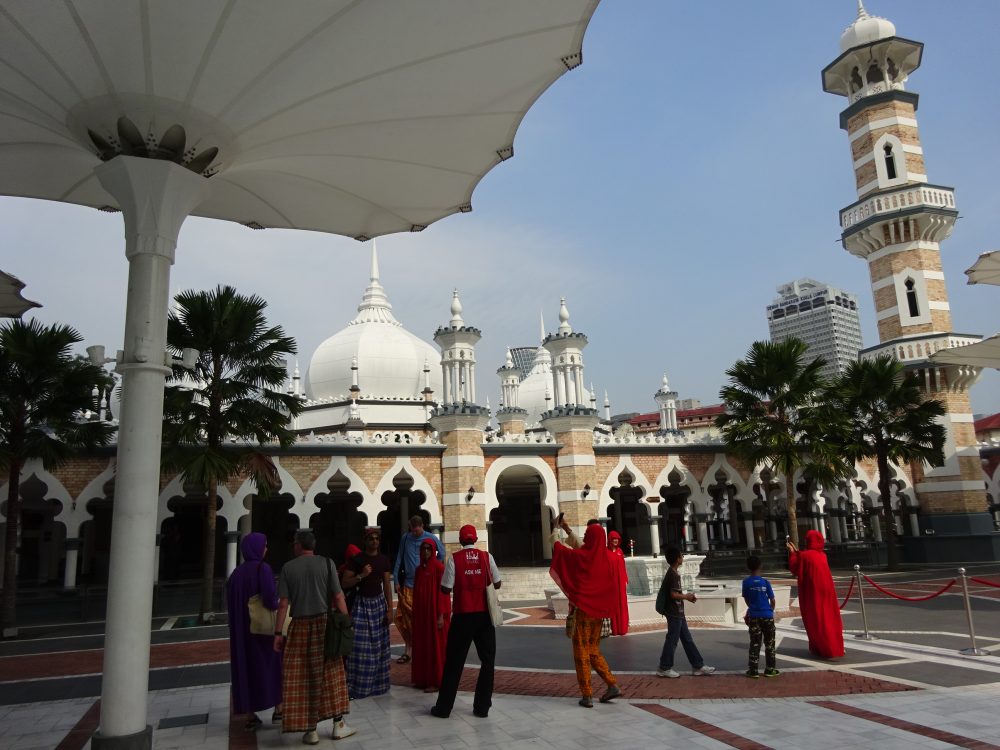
311, 470, 367, 565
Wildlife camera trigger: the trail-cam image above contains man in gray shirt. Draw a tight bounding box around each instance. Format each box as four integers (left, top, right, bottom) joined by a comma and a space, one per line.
274, 530, 355, 744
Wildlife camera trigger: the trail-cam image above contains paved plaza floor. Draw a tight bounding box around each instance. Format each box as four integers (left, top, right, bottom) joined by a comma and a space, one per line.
2, 566, 999, 749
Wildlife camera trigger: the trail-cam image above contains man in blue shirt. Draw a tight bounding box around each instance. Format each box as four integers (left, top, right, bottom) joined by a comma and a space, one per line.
742, 555, 779, 678
393, 515, 445, 663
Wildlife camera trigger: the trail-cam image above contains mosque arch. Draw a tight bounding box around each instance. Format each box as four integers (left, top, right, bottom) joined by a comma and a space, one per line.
310, 470, 366, 564
658, 467, 695, 552
159, 478, 229, 581
79, 477, 116, 584
374, 458, 439, 562
304, 456, 373, 527
486, 460, 555, 567
606, 469, 652, 556
0, 469, 69, 585
706, 468, 746, 549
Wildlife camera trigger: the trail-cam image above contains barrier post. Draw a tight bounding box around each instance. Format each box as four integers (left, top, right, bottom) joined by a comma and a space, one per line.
854, 565, 876, 640
958, 568, 988, 656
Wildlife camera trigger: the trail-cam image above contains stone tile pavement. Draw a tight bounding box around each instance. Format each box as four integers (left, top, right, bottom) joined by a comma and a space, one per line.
3, 680, 1000, 750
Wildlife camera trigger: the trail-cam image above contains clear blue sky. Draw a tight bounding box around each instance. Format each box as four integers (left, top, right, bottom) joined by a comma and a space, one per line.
3, 0, 998, 417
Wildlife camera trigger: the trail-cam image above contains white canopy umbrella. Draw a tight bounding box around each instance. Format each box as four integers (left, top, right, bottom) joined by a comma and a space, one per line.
965, 250, 1000, 286
0, 3, 602, 746
0, 270, 40, 318
930, 334, 1000, 369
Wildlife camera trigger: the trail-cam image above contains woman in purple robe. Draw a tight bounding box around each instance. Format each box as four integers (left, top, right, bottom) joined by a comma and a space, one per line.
226, 532, 283, 730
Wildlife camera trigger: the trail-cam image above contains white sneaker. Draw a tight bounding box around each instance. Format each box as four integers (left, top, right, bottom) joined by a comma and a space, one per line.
332, 719, 356, 740
656, 668, 680, 678
303, 730, 320, 745
692, 665, 716, 676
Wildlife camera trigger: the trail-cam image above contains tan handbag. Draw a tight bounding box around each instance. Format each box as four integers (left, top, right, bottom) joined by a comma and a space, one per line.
248, 593, 276, 635
247, 562, 277, 635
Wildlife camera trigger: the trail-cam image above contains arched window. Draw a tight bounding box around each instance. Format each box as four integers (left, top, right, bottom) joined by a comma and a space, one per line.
851, 67, 863, 91
884, 144, 897, 180
904, 279, 919, 317
866, 62, 882, 84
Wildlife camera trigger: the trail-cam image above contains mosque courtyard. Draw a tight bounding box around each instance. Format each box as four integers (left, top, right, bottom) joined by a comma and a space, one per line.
2, 563, 999, 749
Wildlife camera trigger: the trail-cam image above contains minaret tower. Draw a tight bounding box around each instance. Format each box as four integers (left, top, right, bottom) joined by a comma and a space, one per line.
431, 290, 489, 551
823, 2, 987, 540
540, 298, 599, 536
496, 348, 527, 435
654, 373, 678, 432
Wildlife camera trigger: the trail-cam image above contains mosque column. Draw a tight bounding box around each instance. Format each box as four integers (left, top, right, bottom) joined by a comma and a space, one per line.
225, 531, 240, 577
541, 412, 599, 536
63, 538, 81, 589
827, 509, 843, 544
152, 534, 161, 584
648, 515, 661, 557
695, 514, 709, 552
744, 516, 756, 550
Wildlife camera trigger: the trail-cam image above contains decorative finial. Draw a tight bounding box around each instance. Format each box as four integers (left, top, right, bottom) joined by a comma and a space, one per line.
539, 310, 546, 343
604, 389, 610, 407
293, 359, 300, 378
857, 0, 869, 20
558, 297, 571, 334
423, 358, 430, 373
351, 356, 358, 370
590, 383, 596, 404
370, 239, 380, 282
662, 372, 669, 389
505, 348, 513, 367
450, 288, 464, 326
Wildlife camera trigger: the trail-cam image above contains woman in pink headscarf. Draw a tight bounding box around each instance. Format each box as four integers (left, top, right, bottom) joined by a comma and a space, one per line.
607, 531, 629, 636
787, 530, 844, 658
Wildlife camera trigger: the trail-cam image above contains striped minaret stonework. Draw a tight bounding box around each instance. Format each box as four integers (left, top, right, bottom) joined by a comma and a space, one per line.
824, 4, 989, 538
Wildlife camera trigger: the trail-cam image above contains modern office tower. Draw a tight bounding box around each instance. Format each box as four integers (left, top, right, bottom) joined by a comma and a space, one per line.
766, 278, 863, 378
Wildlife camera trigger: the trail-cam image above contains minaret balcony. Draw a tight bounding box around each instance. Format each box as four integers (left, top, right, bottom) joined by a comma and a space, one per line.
839, 183, 957, 257
861, 332, 982, 367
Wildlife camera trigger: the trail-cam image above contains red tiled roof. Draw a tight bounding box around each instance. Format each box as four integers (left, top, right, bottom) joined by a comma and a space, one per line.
627, 403, 726, 427
974, 412, 1000, 432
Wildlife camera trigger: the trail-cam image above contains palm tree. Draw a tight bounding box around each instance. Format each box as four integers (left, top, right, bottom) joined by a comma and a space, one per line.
824, 354, 945, 571
162, 286, 302, 623
0, 319, 115, 636
715, 339, 848, 546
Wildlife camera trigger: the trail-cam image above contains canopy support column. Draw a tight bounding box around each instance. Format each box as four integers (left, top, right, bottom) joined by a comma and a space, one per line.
92, 156, 209, 750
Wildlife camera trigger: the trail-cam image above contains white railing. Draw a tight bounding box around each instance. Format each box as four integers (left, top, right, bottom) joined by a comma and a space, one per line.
840, 185, 955, 230
861, 333, 981, 364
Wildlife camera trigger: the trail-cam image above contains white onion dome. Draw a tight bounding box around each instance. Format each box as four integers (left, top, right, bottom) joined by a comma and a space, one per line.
840, 1, 896, 52
307, 244, 442, 401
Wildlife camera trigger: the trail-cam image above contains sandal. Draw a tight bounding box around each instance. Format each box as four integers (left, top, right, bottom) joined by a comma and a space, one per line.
244, 715, 263, 731
396, 654, 411, 664
271, 711, 283, 724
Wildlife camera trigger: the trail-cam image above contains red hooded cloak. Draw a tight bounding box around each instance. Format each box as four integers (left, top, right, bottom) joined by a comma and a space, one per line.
607, 531, 630, 635
549, 524, 617, 619
788, 530, 844, 658
411, 539, 450, 689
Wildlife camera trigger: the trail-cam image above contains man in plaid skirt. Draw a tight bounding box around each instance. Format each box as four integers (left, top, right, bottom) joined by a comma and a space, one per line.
274, 529, 355, 745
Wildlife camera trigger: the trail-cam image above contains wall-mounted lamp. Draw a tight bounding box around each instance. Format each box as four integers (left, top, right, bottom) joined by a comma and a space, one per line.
581, 484, 590, 499
466, 486, 476, 503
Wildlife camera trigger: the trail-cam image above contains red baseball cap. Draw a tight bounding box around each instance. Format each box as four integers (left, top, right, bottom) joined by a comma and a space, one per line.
459, 524, 478, 543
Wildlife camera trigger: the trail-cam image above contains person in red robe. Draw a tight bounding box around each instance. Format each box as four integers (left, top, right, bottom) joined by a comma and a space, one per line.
411, 538, 450, 692
550, 521, 621, 707
787, 530, 844, 658
607, 531, 629, 636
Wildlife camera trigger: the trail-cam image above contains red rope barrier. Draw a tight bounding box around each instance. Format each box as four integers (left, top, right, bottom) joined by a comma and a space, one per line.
969, 576, 1000, 589
860, 574, 956, 601
838, 577, 855, 610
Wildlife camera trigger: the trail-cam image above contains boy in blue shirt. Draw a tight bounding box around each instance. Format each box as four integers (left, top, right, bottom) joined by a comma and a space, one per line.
742, 555, 779, 678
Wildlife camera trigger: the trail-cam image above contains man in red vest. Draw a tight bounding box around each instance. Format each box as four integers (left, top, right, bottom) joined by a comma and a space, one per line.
430, 524, 501, 719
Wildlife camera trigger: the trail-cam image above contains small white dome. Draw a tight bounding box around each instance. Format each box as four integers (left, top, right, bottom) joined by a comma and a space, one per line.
840, 2, 896, 52
306, 244, 442, 402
